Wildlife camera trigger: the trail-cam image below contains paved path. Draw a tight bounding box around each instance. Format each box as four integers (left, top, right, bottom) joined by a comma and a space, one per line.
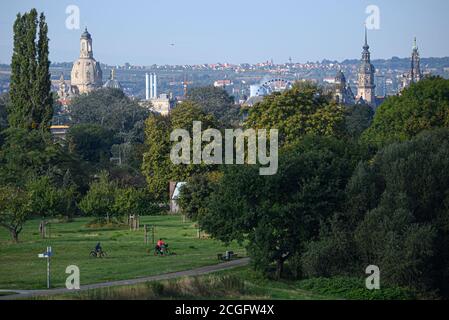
0, 258, 250, 300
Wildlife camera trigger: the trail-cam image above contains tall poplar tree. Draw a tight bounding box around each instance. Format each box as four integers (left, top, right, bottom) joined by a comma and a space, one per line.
8, 9, 53, 130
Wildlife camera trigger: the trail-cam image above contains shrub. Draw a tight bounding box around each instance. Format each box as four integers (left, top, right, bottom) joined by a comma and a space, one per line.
299, 277, 415, 300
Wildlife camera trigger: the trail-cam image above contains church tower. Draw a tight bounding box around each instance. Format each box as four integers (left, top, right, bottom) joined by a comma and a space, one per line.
70, 28, 103, 95
410, 37, 422, 83
357, 27, 376, 106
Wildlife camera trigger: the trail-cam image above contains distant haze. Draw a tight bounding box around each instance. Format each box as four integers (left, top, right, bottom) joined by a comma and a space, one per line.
0, 0, 448, 65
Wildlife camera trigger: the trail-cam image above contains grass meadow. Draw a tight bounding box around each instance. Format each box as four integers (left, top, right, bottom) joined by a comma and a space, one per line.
0, 215, 246, 290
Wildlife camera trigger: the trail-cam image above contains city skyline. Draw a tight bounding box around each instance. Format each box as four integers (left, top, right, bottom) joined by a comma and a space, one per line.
1, 0, 449, 65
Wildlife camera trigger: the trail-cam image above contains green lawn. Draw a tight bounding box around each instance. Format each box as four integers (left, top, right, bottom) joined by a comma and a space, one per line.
0, 215, 246, 290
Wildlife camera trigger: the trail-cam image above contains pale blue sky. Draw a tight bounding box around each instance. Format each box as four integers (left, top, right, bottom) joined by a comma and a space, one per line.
1, 0, 448, 65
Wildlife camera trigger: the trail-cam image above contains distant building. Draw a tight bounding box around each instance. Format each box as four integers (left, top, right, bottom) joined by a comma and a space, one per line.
214, 80, 233, 88
57, 73, 74, 105
50, 125, 70, 141
400, 38, 423, 91
57, 28, 103, 102
70, 28, 103, 95
150, 94, 175, 116
334, 70, 355, 105
140, 93, 176, 116
103, 68, 122, 90
356, 28, 377, 107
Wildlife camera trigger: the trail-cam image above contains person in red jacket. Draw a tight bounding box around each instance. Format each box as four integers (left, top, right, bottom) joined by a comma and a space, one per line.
155, 239, 167, 255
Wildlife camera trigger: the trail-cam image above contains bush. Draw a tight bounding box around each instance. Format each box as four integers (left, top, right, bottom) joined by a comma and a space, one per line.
299, 277, 415, 300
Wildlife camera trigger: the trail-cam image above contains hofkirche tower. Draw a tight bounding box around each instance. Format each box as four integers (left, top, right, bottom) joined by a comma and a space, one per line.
357, 27, 376, 106
70, 28, 103, 95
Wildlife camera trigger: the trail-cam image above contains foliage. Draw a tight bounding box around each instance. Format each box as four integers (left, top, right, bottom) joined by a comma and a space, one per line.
298, 277, 415, 300
0, 128, 78, 187
245, 82, 346, 147
142, 101, 219, 200
343, 129, 449, 295
0, 93, 9, 131
69, 88, 149, 134
78, 172, 117, 222
27, 175, 78, 219
113, 187, 161, 216
363, 77, 449, 146
67, 124, 117, 166
187, 86, 240, 127
200, 136, 362, 279
0, 185, 31, 242
300, 214, 358, 279
344, 104, 374, 138
8, 9, 53, 130
178, 172, 222, 221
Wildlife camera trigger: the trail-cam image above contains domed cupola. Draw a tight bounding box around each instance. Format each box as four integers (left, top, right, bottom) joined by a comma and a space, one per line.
70, 28, 103, 94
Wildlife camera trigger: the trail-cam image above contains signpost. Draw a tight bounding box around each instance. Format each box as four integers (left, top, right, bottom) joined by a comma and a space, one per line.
38, 246, 52, 289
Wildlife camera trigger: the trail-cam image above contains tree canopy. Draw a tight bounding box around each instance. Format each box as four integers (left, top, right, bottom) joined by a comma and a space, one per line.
199, 136, 362, 278
245, 82, 346, 147
69, 88, 149, 134
363, 77, 449, 146
8, 9, 52, 130
142, 101, 219, 200
187, 86, 240, 127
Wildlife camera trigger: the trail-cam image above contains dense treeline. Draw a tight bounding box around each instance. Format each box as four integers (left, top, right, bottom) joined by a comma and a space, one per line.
179, 77, 449, 298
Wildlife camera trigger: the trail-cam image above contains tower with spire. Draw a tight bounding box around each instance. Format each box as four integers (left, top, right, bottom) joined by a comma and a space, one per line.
400, 37, 423, 92
357, 27, 376, 107
410, 37, 422, 83
334, 70, 355, 105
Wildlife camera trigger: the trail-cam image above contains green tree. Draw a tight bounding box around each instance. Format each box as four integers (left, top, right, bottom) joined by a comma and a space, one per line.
78, 172, 117, 223
344, 104, 374, 138
69, 88, 149, 133
344, 129, 449, 295
0, 93, 9, 131
187, 86, 240, 127
8, 9, 53, 130
363, 77, 449, 146
0, 128, 70, 186
142, 101, 219, 200
27, 175, 78, 220
200, 136, 360, 279
113, 187, 159, 216
0, 185, 31, 242
178, 172, 222, 221
67, 124, 117, 165
245, 82, 345, 147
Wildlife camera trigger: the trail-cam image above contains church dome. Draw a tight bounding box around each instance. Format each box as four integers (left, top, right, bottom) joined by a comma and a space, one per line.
70, 28, 103, 94
81, 27, 91, 40
103, 69, 122, 90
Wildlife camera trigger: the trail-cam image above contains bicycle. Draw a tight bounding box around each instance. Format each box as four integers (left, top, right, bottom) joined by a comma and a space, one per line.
90, 249, 107, 258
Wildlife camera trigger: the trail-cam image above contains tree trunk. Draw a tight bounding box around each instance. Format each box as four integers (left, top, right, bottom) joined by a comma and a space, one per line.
275, 260, 284, 280
10, 229, 19, 243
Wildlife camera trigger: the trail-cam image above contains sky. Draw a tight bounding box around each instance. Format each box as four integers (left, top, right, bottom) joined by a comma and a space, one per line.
0, 0, 448, 65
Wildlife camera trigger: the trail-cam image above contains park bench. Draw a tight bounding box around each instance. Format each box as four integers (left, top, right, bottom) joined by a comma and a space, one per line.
217, 251, 238, 261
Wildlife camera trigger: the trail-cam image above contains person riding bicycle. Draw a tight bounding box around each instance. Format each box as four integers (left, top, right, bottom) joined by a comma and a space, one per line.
155, 239, 167, 255
95, 242, 103, 254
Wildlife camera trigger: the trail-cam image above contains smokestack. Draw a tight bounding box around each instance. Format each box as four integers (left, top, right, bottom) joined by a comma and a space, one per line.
145, 73, 150, 101
154, 74, 158, 98
150, 73, 153, 100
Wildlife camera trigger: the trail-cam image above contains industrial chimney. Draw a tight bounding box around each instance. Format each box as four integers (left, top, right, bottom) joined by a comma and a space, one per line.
145, 73, 150, 101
